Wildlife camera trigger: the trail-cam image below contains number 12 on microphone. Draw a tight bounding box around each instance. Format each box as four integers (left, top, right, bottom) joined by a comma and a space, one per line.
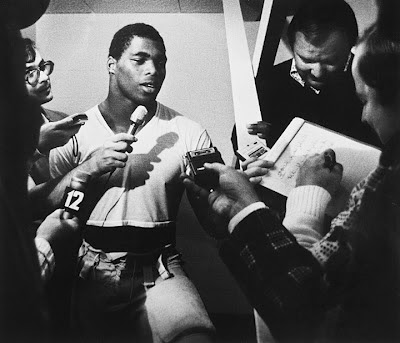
63, 187, 85, 214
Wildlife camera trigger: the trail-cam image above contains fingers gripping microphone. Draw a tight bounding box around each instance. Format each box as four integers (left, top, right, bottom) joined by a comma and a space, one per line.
129, 106, 148, 136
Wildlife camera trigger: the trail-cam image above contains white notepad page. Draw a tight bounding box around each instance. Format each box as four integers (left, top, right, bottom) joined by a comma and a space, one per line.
260, 118, 381, 217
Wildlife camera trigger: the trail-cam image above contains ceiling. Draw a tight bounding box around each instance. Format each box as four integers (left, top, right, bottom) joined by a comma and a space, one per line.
46, 0, 265, 21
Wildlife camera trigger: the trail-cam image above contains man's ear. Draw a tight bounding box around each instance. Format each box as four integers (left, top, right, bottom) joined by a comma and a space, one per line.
107, 56, 116, 74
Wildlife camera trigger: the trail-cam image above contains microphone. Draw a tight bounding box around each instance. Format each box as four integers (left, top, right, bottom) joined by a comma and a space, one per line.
129, 106, 148, 136
63, 170, 91, 216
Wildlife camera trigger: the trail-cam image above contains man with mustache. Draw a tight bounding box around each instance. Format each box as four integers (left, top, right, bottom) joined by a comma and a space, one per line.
24, 38, 84, 184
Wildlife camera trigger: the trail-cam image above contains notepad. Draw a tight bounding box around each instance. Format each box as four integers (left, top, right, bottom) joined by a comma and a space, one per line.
260, 117, 381, 217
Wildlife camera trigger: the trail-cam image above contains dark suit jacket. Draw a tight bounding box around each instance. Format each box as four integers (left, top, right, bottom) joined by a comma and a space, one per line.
257, 59, 380, 147
219, 208, 323, 342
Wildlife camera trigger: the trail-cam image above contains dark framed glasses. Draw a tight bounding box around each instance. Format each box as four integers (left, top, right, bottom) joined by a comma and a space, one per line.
25, 60, 54, 87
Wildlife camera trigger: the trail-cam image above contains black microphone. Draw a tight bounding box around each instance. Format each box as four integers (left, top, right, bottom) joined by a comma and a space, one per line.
129, 106, 148, 136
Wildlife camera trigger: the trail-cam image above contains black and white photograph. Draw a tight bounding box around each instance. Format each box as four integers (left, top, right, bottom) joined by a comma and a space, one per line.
1, 0, 399, 342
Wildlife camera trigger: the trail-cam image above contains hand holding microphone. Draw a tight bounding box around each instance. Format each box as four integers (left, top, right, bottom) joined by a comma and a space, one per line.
82, 106, 147, 177
82, 106, 147, 183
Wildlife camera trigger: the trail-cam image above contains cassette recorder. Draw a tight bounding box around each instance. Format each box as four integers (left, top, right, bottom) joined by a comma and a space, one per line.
185, 147, 224, 190
236, 140, 269, 161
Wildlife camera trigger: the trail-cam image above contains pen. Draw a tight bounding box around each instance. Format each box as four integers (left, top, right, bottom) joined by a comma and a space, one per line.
324, 151, 335, 171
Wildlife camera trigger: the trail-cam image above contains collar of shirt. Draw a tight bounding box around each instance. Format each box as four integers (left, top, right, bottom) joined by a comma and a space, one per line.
290, 59, 321, 95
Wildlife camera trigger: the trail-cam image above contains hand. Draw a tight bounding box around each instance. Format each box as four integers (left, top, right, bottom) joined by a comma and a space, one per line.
84, 133, 136, 177
36, 209, 81, 263
241, 157, 274, 184
246, 121, 271, 140
296, 149, 343, 196
182, 163, 260, 229
38, 116, 85, 154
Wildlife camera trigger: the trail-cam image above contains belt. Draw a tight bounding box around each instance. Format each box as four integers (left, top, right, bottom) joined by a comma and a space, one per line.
78, 241, 178, 288
83, 225, 176, 254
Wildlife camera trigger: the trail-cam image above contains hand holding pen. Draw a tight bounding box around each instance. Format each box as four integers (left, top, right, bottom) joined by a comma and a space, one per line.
296, 149, 343, 196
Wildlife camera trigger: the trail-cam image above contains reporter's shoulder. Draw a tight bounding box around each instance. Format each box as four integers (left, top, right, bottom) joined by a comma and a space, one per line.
274, 59, 292, 69
272, 59, 292, 76
257, 59, 292, 92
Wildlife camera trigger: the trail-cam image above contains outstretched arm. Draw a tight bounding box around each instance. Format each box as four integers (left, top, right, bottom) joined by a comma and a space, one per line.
182, 163, 325, 342
29, 132, 136, 219
37, 115, 85, 155
219, 206, 324, 343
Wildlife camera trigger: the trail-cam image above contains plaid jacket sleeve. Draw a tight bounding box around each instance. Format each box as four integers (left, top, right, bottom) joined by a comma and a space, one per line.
219, 208, 325, 342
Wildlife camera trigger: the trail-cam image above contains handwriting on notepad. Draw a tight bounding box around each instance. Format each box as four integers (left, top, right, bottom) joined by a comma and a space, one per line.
260, 118, 380, 217
275, 130, 333, 181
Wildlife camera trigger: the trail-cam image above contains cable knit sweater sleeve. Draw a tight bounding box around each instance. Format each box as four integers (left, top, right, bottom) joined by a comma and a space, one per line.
283, 186, 331, 249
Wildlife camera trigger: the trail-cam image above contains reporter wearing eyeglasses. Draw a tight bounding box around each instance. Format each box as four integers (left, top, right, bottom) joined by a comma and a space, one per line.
25, 42, 54, 104
24, 38, 85, 185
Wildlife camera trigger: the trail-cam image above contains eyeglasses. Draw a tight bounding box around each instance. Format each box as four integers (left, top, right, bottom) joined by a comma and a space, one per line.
25, 60, 54, 87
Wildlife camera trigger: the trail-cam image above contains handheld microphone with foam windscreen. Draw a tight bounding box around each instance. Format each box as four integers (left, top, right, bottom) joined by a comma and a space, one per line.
129, 106, 148, 136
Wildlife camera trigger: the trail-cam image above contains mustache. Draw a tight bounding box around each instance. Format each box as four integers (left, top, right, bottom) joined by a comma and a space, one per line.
36, 81, 51, 91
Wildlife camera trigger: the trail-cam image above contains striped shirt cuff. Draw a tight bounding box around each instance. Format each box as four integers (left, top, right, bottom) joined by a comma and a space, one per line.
228, 202, 268, 234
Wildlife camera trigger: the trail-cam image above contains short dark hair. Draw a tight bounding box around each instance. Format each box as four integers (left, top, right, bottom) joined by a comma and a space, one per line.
109, 23, 165, 60
24, 38, 36, 63
358, 24, 400, 106
287, 0, 358, 49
